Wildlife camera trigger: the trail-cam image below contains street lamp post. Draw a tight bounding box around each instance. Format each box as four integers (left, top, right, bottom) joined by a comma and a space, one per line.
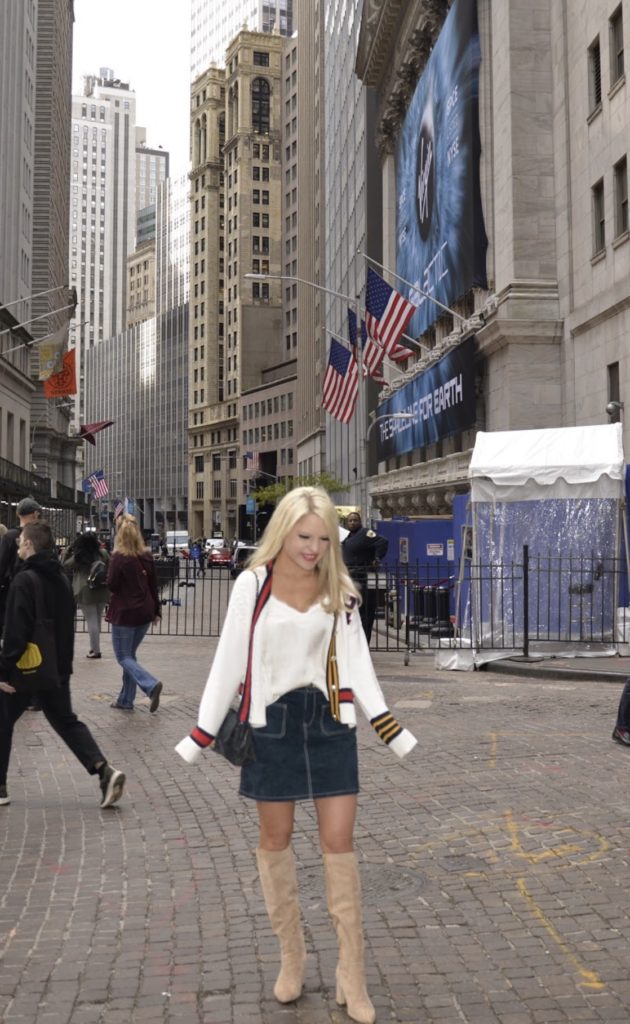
362, 413, 414, 521
247, 468, 279, 540
30, 400, 74, 471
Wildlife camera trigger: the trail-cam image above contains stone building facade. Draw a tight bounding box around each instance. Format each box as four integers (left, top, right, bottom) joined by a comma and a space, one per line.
188, 30, 287, 541
355, 0, 630, 520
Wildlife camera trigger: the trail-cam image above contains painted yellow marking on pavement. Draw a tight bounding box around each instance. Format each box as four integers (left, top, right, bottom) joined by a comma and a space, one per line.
505, 810, 610, 865
489, 731, 497, 768
516, 878, 605, 990
395, 699, 432, 709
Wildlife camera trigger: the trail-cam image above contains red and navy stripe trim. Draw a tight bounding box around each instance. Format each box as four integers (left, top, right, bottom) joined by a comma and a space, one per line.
370, 711, 403, 745
339, 688, 354, 704
191, 726, 214, 749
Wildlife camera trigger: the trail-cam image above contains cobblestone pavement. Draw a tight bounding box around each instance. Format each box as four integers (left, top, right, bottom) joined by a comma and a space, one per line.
1, 634, 629, 1024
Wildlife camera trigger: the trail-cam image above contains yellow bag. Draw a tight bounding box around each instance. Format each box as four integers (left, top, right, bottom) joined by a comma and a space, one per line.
16, 642, 43, 673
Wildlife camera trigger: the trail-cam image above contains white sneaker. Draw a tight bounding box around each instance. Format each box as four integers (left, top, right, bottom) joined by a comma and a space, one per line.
99, 765, 125, 808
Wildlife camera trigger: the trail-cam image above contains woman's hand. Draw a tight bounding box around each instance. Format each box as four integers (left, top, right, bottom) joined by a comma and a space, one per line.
0, 681, 17, 694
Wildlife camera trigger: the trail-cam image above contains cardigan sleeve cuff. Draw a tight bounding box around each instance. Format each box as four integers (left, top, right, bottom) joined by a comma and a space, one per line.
388, 729, 417, 759
175, 734, 208, 764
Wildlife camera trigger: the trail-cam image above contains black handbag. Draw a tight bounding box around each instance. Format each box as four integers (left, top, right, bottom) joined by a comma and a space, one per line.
211, 566, 273, 767
10, 573, 60, 697
213, 707, 256, 766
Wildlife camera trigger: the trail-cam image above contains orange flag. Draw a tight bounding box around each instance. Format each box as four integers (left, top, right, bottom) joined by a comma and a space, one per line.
43, 349, 77, 398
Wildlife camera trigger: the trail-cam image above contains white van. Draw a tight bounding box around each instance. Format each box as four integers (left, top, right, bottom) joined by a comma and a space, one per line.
205, 536, 226, 553
165, 530, 189, 554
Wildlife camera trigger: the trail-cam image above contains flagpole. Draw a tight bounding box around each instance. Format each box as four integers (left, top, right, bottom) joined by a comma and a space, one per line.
357, 248, 468, 323
0, 301, 79, 343
245, 271, 389, 518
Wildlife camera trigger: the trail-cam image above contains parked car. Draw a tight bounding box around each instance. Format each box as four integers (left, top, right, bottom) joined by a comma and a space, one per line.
208, 544, 232, 569
230, 544, 258, 578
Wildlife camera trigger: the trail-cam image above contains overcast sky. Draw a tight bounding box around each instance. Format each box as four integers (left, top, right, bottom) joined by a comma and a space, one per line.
72, 0, 192, 177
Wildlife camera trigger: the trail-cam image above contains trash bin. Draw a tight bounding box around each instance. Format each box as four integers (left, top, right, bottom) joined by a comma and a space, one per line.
435, 585, 450, 625
422, 585, 437, 624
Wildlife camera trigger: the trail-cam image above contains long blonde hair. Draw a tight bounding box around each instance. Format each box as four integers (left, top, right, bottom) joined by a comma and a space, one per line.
249, 486, 359, 613
113, 514, 146, 556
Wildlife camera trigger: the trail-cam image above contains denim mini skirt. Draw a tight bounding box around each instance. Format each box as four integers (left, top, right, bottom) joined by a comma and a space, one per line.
239, 686, 359, 802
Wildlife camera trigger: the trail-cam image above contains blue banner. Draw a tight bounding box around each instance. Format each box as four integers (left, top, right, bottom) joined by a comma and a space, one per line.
375, 337, 476, 460
396, 0, 487, 335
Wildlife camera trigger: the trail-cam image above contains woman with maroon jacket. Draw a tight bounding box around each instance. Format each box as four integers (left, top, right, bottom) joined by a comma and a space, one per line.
106, 515, 163, 712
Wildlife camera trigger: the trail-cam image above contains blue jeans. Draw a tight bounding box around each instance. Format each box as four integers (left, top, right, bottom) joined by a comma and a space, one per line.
111, 623, 159, 708
615, 677, 630, 730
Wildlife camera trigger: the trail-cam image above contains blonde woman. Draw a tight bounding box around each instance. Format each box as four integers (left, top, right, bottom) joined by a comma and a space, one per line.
105, 516, 163, 712
176, 487, 416, 1023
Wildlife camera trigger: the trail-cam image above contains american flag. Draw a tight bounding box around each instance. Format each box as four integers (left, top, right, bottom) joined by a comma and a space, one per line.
112, 499, 124, 520
348, 308, 385, 383
365, 267, 416, 357
322, 338, 358, 424
87, 469, 108, 498
245, 450, 260, 471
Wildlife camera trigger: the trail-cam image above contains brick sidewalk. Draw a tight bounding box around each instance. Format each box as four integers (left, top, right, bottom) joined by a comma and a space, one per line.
1, 632, 629, 1023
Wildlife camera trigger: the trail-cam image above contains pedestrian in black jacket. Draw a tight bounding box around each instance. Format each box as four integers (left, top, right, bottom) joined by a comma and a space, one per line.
0, 496, 43, 634
341, 512, 388, 643
0, 521, 125, 809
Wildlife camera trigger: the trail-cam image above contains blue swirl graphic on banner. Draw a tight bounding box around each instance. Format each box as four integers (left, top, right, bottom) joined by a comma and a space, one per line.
396, 0, 487, 336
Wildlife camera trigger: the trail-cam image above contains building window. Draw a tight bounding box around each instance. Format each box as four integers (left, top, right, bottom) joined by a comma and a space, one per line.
253, 51, 269, 66
212, 453, 221, 471
195, 455, 204, 473
610, 5, 625, 85
592, 178, 605, 253
213, 480, 221, 499
196, 482, 204, 499
608, 362, 621, 422
252, 77, 270, 133
614, 156, 628, 237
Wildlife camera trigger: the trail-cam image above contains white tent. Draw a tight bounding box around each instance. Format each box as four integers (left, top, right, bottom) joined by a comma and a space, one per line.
469, 424, 624, 503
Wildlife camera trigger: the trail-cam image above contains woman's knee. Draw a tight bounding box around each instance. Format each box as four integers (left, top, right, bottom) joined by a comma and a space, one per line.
318, 831, 354, 854
257, 803, 295, 850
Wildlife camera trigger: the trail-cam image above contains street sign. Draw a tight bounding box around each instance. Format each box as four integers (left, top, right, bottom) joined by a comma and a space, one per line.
246, 496, 257, 515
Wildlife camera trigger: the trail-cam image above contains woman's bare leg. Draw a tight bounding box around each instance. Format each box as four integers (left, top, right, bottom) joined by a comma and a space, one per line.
257, 800, 296, 850
314, 794, 357, 853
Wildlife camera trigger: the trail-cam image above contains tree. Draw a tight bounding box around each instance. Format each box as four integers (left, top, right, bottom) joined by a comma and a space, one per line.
251, 473, 349, 507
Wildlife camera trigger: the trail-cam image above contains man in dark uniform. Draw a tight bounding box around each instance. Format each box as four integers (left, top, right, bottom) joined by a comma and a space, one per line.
341, 511, 389, 643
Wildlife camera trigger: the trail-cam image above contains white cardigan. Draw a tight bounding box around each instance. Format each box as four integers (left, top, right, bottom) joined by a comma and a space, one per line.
175, 566, 417, 763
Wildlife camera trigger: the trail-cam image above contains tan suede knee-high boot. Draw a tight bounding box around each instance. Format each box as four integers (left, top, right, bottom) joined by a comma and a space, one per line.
256, 847, 306, 1003
323, 852, 376, 1024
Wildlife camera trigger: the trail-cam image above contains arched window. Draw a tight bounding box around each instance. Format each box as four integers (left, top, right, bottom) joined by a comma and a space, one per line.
201, 113, 207, 163
218, 113, 225, 158
228, 84, 238, 137
252, 77, 270, 134
193, 117, 202, 165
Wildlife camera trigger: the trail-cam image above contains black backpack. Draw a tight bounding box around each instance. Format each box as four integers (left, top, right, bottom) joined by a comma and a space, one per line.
87, 559, 107, 590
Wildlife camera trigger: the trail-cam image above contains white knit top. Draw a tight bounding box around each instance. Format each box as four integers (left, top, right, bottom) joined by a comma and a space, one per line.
263, 596, 331, 699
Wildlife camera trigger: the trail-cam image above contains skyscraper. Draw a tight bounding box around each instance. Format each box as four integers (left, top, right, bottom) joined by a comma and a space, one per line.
0, 0, 79, 495
84, 175, 189, 534
188, 29, 287, 540
69, 70, 137, 380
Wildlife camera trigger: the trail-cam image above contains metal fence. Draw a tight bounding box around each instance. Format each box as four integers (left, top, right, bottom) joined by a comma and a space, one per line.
76, 549, 629, 656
